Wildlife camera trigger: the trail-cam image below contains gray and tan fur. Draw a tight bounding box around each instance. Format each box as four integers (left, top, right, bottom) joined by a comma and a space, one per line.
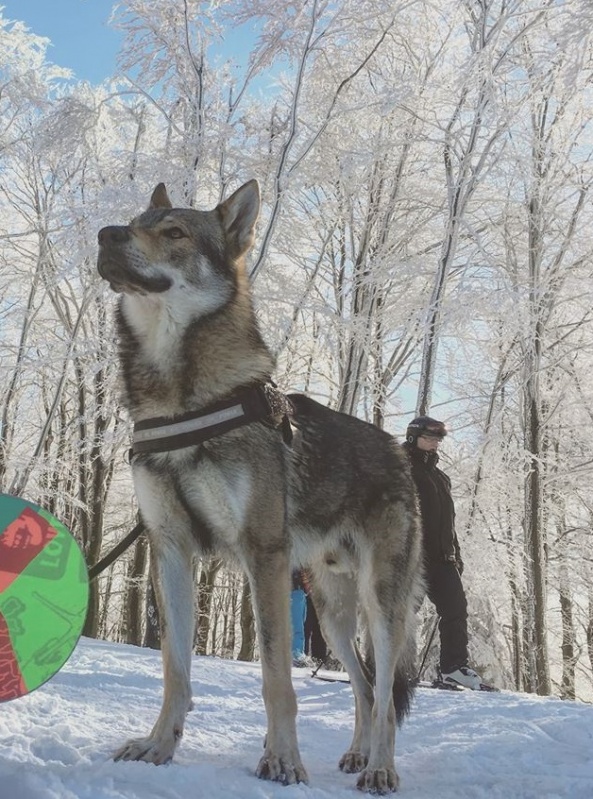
97, 180, 424, 794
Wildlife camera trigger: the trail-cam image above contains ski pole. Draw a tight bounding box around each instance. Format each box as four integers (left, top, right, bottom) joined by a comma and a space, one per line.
311, 655, 329, 677
416, 615, 439, 681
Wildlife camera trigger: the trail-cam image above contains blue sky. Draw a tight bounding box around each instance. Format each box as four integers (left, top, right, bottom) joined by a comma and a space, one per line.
2, 1, 261, 87
1, 0, 121, 83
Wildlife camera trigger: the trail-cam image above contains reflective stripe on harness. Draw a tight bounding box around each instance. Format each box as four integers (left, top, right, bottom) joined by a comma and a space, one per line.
130, 383, 293, 457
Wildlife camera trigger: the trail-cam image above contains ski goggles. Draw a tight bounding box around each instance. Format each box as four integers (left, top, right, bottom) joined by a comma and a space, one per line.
419, 428, 447, 439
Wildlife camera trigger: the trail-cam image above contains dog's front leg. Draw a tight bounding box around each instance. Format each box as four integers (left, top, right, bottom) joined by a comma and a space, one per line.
245, 547, 308, 785
114, 537, 194, 765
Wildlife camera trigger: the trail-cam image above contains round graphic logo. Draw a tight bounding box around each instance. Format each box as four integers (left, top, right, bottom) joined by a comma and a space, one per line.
0, 494, 89, 701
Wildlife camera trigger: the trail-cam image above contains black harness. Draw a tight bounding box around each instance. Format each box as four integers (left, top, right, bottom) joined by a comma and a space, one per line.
130, 382, 293, 456
90, 383, 293, 582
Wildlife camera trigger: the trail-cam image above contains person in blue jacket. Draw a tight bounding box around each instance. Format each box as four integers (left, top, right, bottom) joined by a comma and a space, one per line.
290, 570, 309, 666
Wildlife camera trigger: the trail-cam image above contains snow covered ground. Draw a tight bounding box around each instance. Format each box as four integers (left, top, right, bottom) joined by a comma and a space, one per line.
3, 637, 593, 799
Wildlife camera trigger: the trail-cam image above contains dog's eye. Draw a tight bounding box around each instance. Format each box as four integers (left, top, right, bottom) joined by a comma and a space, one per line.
163, 227, 187, 239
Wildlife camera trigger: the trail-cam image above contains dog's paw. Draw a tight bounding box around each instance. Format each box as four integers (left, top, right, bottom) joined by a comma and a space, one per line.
255, 753, 309, 785
339, 750, 368, 773
113, 735, 177, 765
356, 766, 399, 794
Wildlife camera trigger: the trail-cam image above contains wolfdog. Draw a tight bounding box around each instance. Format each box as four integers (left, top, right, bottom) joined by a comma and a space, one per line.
97, 180, 423, 793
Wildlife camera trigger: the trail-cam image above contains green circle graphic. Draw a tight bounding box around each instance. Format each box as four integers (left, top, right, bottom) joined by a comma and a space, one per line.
0, 494, 89, 701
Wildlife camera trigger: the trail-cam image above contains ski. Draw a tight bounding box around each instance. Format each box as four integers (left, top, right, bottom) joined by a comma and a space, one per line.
416, 679, 464, 692
311, 673, 500, 691
415, 678, 499, 693
476, 683, 500, 693
310, 670, 350, 684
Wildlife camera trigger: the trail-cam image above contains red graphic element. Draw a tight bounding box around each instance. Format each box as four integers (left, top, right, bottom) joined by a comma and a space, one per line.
0, 613, 26, 700
0, 508, 58, 592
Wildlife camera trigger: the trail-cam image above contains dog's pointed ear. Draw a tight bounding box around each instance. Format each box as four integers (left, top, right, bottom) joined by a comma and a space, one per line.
148, 183, 173, 210
218, 179, 260, 257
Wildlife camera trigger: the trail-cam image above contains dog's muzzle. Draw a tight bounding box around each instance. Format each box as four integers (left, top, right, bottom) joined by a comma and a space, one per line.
97, 226, 172, 294
98, 225, 131, 247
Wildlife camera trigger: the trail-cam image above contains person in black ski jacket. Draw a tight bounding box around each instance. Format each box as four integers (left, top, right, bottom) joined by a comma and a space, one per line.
301, 569, 328, 663
405, 416, 484, 690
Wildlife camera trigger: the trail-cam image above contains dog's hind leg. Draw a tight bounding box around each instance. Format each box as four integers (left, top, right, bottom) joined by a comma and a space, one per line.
244, 543, 308, 785
114, 533, 195, 765
354, 512, 420, 794
309, 568, 375, 776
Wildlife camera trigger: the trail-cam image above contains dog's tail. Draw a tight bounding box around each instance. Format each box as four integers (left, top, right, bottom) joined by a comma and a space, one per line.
392, 637, 417, 726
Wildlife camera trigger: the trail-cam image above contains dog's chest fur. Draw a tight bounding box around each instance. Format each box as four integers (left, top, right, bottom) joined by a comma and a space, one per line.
125, 291, 195, 367
134, 446, 260, 553
116, 299, 190, 418
117, 288, 273, 421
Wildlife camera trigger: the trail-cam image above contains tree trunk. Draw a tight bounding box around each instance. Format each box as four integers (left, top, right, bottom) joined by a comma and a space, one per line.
81, 368, 112, 639
237, 576, 256, 662
222, 575, 238, 658
505, 511, 523, 692
195, 558, 222, 655
520, 586, 537, 694
523, 385, 550, 694
587, 594, 593, 679
522, 138, 551, 693
125, 532, 149, 646
559, 565, 576, 700
98, 565, 115, 641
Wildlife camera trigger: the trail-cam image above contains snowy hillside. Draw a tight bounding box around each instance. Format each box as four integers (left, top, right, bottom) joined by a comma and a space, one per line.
3, 637, 593, 799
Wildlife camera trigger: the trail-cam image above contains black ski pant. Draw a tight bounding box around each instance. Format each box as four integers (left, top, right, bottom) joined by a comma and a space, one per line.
304, 594, 328, 661
425, 559, 469, 674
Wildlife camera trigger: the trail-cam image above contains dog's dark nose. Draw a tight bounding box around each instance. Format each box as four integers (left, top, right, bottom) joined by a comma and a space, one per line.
98, 226, 130, 246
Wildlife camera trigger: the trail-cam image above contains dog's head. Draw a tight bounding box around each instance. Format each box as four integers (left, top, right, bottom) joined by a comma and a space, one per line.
97, 180, 260, 303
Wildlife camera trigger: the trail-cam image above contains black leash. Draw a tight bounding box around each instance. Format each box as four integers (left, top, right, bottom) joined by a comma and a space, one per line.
88, 521, 146, 582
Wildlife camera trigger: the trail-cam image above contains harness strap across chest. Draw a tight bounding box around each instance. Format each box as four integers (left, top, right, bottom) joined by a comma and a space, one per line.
130, 383, 293, 457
